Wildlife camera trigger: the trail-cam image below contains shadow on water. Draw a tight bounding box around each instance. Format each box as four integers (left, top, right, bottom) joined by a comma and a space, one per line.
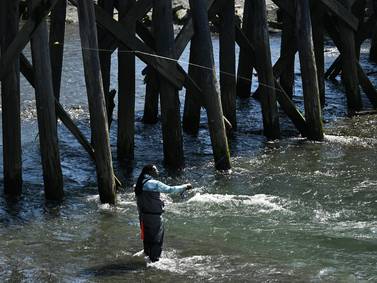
81, 258, 147, 278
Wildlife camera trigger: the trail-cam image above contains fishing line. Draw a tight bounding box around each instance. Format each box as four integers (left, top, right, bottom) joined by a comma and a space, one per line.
80, 46, 285, 94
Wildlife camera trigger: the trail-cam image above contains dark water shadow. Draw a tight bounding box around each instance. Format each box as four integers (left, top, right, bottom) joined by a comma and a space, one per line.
81, 258, 147, 278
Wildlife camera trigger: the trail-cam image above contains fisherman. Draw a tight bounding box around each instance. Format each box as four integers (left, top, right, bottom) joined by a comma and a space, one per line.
135, 164, 192, 262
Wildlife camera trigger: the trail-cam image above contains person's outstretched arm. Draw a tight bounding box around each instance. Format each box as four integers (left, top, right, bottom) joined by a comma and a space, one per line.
143, 179, 191, 194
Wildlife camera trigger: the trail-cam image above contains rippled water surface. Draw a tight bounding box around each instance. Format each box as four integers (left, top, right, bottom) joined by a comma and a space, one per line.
1, 24, 377, 282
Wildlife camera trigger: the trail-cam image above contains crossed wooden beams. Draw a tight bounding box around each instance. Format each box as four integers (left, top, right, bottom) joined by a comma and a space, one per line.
273, 0, 359, 31
81, 0, 308, 136
1, 0, 375, 142
273, 0, 377, 109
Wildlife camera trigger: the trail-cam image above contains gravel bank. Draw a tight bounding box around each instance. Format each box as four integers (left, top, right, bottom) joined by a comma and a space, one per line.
65, 0, 278, 24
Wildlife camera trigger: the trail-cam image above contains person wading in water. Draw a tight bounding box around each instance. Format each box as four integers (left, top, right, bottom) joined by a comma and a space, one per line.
135, 164, 192, 262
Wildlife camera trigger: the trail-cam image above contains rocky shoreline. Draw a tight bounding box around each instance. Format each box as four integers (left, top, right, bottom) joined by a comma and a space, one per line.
65, 0, 278, 25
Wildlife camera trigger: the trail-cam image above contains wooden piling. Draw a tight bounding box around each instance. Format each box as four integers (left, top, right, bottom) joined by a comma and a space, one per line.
311, 0, 325, 107
325, 14, 377, 109
49, 0, 67, 100
219, 0, 237, 131
117, 0, 136, 162
249, 0, 280, 139
142, 67, 159, 124
98, 0, 114, 126
0, 0, 23, 196
153, 0, 184, 169
0, 0, 60, 83
20, 53, 124, 188
77, 0, 116, 204
29, 0, 64, 200
236, 0, 254, 99
235, 25, 308, 136
353, 0, 367, 59
189, 0, 231, 170
296, 0, 324, 141
370, 0, 377, 62
370, 27, 377, 62
182, 38, 202, 136
143, 51, 160, 124
338, 0, 363, 112
279, 10, 296, 98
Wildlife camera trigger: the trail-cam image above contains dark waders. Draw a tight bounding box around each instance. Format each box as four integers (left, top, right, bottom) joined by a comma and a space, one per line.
142, 213, 164, 262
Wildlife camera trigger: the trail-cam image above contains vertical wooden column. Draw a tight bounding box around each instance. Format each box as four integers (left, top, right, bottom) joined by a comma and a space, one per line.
370, 0, 377, 62
311, 0, 325, 107
0, 0, 22, 196
183, 39, 202, 136
153, 0, 184, 169
296, 0, 324, 140
29, 0, 64, 200
370, 27, 377, 62
219, 0, 237, 131
98, 0, 114, 125
117, 0, 135, 163
236, 0, 254, 98
338, 0, 363, 112
249, 0, 280, 139
142, 67, 159, 124
189, 0, 231, 170
353, 0, 366, 59
49, 0, 66, 100
77, 0, 116, 204
279, 10, 296, 98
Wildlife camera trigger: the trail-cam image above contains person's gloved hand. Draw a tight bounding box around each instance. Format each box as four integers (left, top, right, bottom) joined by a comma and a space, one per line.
186, 184, 193, 190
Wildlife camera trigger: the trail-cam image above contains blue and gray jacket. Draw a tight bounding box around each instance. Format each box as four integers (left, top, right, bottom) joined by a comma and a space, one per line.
136, 175, 189, 215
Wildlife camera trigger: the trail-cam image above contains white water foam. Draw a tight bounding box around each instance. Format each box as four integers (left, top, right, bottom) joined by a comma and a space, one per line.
354, 180, 377, 192
325, 134, 377, 148
85, 194, 100, 202
186, 193, 286, 212
146, 250, 226, 277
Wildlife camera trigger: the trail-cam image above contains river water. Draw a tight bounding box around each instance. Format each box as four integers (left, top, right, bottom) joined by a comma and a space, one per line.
1, 24, 377, 282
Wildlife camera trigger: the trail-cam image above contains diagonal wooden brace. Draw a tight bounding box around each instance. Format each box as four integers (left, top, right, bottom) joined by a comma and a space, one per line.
234, 25, 308, 136
0, 0, 60, 82
94, 4, 185, 90
19, 53, 123, 188
272, 0, 358, 31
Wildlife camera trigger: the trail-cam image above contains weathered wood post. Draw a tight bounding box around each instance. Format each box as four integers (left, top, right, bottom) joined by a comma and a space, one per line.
338, 0, 363, 112
29, 0, 64, 200
49, 0, 67, 100
279, 10, 296, 98
311, 0, 325, 107
370, 28, 377, 62
296, 0, 324, 140
142, 32, 159, 125
183, 35, 202, 136
249, 0, 280, 139
0, 0, 23, 196
353, 0, 367, 59
98, 0, 114, 125
153, 0, 184, 169
370, 0, 377, 62
219, 0, 237, 131
77, 0, 116, 204
236, 0, 254, 98
142, 67, 159, 124
325, 14, 377, 109
189, 0, 231, 170
117, 0, 135, 163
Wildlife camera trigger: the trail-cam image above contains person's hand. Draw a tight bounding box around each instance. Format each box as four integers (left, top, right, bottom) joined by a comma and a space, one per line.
186, 184, 193, 190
